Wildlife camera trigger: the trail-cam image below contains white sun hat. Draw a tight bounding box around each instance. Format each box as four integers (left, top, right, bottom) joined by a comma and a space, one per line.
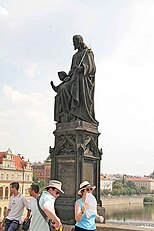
78, 181, 96, 195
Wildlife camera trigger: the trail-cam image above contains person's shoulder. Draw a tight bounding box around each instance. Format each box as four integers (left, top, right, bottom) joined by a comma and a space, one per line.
19, 193, 24, 197
30, 197, 36, 203
42, 191, 52, 198
9, 195, 14, 201
76, 199, 81, 204
42, 191, 55, 202
19, 193, 27, 200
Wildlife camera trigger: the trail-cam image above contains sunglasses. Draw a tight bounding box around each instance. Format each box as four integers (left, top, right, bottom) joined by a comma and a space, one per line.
85, 188, 93, 192
55, 190, 60, 195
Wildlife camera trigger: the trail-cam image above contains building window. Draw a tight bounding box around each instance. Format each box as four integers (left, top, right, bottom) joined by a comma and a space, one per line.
1, 173, 3, 180
6, 174, 9, 180
5, 187, 9, 199
3, 207, 7, 216
0, 187, 3, 199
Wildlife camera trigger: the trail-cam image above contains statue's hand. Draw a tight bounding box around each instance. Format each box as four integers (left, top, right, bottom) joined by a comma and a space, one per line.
50, 81, 54, 87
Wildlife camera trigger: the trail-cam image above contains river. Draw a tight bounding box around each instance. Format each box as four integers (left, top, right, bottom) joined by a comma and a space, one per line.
104, 203, 154, 227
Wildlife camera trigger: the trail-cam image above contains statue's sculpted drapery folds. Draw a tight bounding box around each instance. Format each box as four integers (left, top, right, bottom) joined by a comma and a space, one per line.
51, 35, 98, 125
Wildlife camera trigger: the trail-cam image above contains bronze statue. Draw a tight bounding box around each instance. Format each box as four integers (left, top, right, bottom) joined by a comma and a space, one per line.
51, 35, 98, 125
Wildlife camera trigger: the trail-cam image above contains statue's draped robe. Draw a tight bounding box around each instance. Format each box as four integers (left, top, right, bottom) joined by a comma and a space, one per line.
60, 48, 98, 125
53, 82, 63, 123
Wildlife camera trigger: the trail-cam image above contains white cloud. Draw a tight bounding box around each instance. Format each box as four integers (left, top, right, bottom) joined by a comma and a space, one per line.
1, 85, 53, 128
25, 64, 38, 78
2, 85, 49, 105
0, 7, 9, 17
1, 0, 154, 174
2, 85, 28, 103
95, 1, 154, 176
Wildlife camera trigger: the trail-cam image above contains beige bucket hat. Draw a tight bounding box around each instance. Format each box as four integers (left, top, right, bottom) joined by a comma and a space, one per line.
78, 180, 96, 195
45, 180, 64, 193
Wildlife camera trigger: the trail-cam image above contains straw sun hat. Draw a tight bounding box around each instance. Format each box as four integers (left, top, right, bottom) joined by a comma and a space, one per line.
78, 181, 96, 195
45, 180, 64, 193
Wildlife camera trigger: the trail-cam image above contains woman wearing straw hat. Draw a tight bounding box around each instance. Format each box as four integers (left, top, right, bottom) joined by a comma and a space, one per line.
74, 181, 97, 231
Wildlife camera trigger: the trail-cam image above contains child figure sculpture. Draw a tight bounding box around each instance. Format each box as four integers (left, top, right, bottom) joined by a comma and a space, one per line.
51, 71, 70, 123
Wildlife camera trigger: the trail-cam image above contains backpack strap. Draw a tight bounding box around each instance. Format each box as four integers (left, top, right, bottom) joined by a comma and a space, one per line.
36, 195, 48, 221
37, 195, 55, 231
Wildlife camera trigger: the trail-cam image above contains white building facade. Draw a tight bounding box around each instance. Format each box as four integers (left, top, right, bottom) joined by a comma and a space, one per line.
100, 175, 113, 191
0, 148, 33, 221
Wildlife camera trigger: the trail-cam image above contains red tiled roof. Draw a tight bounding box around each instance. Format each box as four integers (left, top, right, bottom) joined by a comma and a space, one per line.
0, 152, 7, 164
13, 155, 27, 170
127, 177, 154, 182
100, 175, 112, 181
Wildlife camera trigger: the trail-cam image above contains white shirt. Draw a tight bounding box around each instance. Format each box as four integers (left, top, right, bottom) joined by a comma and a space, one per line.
30, 191, 55, 231
7, 193, 30, 222
29, 197, 36, 216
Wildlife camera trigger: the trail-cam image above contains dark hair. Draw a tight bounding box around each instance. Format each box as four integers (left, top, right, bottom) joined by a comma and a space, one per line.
81, 189, 85, 195
31, 184, 39, 193
73, 35, 88, 49
10, 182, 19, 190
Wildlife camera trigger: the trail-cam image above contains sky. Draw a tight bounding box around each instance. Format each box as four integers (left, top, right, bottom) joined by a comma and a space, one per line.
0, 0, 154, 176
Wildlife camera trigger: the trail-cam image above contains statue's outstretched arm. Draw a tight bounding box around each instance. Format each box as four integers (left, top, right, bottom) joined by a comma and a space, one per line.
50, 81, 58, 92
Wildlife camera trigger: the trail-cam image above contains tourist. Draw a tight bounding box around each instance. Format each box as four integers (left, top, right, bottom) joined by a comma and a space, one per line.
29, 180, 64, 231
22, 184, 40, 231
74, 181, 97, 231
0, 182, 30, 231
28, 184, 39, 215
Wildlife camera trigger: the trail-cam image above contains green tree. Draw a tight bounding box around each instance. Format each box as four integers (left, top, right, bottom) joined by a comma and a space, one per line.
33, 173, 47, 192
38, 179, 46, 192
113, 181, 123, 190
33, 172, 39, 182
127, 181, 137, 189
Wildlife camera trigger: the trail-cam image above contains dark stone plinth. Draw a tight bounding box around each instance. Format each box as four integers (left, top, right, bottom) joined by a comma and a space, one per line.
55, 120, 99, 134
50, 120, 102, 224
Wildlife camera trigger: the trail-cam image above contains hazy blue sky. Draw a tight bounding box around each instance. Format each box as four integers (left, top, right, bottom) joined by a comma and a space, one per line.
0, 0, 154, 176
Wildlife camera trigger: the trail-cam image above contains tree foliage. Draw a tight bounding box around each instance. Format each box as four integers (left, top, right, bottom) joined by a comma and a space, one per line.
144, 196, 154, 203
33, 173, 47, 192
101, 178, 152, 196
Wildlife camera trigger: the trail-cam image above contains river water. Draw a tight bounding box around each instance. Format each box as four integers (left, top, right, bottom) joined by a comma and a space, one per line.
104, 203, 154, 227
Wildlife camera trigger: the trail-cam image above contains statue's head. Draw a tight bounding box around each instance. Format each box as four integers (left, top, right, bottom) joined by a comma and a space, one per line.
73, 35, 87, 50
58, 71, 67, 81
73, 35, 83, 43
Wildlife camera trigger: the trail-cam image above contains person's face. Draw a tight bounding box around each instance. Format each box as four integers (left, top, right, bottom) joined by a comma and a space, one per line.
28, 186, 33, 196
82, 187, 93, 195
73, 37, 80, 50
10, 186, 15, 195
50, 188, 61, 199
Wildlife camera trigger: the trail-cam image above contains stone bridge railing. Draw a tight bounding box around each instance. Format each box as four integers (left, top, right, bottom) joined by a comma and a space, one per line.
64, 224, 153, 231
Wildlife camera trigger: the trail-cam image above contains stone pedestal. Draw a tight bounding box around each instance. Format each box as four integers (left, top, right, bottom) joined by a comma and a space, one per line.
50, 120, 102, 224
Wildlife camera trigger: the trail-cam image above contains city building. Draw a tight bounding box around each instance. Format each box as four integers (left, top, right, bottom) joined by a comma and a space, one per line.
0, 148, 33, 221
100, 175, 113, 191
31, 157, 51, 183
127, 177, 154, 192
